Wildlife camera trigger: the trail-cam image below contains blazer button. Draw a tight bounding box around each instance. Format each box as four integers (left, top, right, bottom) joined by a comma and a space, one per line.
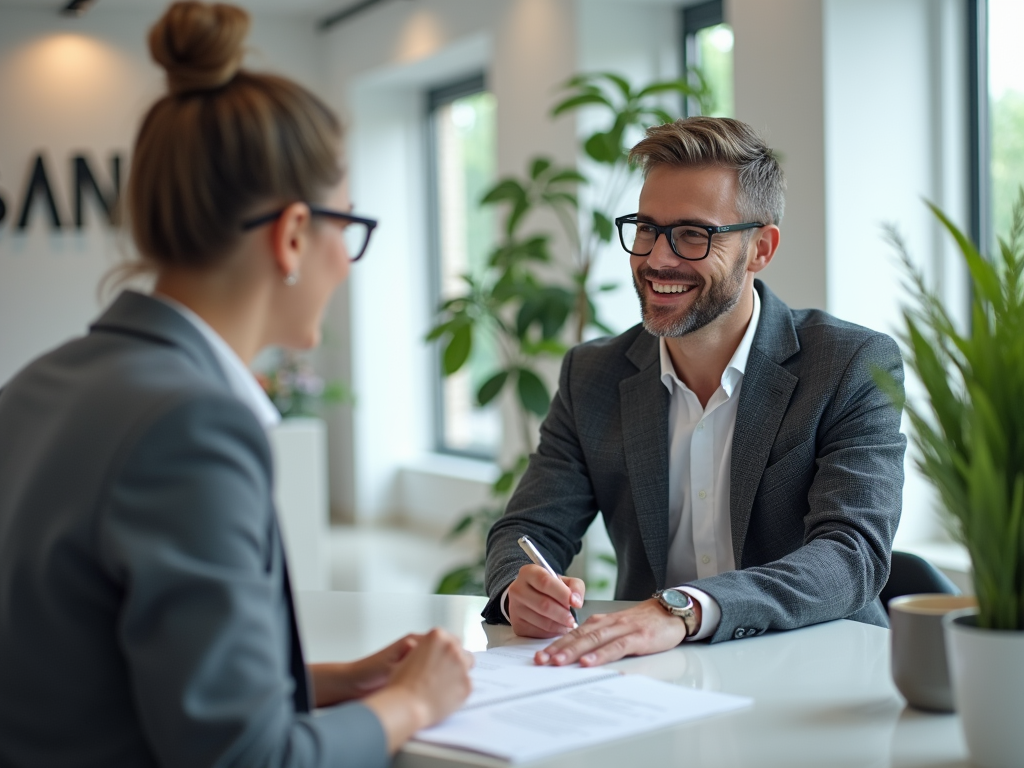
733, 628, 746, 639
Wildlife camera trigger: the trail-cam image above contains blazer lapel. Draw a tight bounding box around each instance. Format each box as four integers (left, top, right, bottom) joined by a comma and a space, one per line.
620, 331, 671, 587
730, 282, 799, 566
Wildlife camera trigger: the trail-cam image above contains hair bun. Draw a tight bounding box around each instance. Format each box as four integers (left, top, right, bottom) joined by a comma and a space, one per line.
149, 1, 250, 96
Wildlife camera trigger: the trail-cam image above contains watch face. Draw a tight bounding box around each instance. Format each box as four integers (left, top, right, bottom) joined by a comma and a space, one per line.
662, 589, 689, 609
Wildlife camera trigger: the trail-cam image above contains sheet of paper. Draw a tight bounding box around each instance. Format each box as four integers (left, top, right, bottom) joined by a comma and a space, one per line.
476, 638, 553, 667
415, 673, 753, 764
466, 659, 618, 710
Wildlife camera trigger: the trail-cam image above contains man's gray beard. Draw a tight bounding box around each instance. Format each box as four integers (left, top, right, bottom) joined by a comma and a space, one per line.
633, 253, 747, 338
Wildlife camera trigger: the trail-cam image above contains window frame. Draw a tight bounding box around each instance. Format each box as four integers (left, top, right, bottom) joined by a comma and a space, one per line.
425, 72, 497, 460
967, 0, 989, 257
679, 0, 725, 117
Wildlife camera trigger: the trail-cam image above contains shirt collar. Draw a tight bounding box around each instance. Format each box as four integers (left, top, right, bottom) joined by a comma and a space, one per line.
151, 293, 281, 431
659, 286, 762, 398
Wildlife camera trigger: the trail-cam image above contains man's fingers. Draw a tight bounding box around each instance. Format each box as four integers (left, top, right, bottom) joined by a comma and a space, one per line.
521, 564, 573, 603
533, 616, 620, 665
513, 601, 575, 638
510, 567, 577, 628
561, 576, 586, 607
535, 601, 689, 667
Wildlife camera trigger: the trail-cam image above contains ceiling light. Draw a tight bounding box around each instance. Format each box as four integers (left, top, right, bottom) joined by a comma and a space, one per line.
318, 0, 411, 32
61, 0, 97, 17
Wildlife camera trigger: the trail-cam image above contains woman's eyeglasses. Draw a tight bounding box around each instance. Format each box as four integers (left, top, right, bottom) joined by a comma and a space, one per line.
242, 205, 378, 262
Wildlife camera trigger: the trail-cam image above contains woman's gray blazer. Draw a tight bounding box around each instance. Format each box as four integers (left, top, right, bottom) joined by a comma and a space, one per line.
0, 292, 386, 768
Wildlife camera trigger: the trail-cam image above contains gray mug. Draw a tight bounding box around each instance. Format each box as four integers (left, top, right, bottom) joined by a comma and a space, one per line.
890, 594, 977, 712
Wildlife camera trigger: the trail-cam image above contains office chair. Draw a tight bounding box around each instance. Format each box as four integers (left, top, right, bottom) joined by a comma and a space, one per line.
879, 550, 961, 613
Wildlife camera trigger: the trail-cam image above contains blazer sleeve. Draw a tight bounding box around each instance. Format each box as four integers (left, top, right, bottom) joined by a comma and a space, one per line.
690, 333, 907, 642
97, 393, 387, 768
483, 347, 601, 623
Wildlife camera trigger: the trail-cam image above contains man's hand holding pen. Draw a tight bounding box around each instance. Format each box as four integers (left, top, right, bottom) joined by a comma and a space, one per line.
507, 564, 585, 638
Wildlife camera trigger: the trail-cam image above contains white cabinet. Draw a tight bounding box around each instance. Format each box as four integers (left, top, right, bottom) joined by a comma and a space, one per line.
268, 417, 329, 591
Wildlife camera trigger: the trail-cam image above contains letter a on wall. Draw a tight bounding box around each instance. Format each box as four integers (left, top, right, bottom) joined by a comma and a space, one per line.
16, 154, 62, 231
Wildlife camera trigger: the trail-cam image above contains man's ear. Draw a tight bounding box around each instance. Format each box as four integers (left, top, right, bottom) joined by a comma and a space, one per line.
270, 202, 312, 281
748, 225, 781, 274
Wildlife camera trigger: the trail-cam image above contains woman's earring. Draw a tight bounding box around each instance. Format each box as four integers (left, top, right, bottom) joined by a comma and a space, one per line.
284, 271, 300, 287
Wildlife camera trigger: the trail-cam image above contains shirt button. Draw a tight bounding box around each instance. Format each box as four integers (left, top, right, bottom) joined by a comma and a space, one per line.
702, 555, 711, 565
697, 422, 705, 431
698, 490, 707, 499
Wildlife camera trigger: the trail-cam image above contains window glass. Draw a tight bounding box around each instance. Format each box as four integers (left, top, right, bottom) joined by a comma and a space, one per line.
431, 88, 500, 457
989, 0, 1024, 245
692, 23, 734, 117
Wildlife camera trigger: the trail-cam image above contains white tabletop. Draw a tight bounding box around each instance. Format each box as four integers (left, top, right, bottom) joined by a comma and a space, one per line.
296, 592, 969, 767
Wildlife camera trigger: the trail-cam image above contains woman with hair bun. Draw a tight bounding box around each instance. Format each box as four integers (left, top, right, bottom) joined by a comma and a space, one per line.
0, 3, 472, 766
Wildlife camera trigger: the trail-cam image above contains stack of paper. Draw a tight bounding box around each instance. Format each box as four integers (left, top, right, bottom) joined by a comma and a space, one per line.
413, 640, 752, 763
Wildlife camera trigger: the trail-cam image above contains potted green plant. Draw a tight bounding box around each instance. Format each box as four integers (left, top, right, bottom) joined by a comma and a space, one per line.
876, 193, 1024, 768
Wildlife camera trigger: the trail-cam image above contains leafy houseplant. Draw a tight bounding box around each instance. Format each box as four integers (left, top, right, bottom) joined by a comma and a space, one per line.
877, 193, 1024, 768
430, 72, 714, 595
878, 196, 1024, 630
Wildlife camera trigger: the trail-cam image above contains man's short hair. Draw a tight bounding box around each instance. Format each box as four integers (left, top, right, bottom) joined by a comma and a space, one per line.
628, 116, 786, 226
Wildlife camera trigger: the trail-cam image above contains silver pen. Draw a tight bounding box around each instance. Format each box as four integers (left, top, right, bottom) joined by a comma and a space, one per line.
518, 535, 578, 628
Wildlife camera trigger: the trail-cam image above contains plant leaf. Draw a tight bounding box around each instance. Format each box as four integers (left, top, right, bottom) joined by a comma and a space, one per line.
493, 470, 516, 494
548, 169, 588, 185
592, 210, 614, 242
551, 92, 613, 117
530, 157, 552, 179
517, 367, 550, 416
597, 71, 631, 97
442, 322, 472, 375
584, 131, 621, 165
481, 178, 526, 206
476, 370, 509, 406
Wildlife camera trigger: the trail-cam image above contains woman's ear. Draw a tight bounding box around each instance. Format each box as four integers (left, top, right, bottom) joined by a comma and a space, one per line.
270, 202, 312, 283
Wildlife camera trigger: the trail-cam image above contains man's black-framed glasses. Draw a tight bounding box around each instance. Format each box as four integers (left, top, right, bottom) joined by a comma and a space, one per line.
242, 206, 379, 262
615, 214, 765, 261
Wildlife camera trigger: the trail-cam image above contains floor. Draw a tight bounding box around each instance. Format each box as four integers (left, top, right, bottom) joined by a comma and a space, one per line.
326, 524, 478, 594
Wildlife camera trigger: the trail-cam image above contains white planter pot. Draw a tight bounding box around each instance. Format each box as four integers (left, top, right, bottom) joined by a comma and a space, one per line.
268, 417, 329, 591
944, 609, 1024, 768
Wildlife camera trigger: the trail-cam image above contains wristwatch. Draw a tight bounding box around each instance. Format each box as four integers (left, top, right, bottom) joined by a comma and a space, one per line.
653, 588, 700, 638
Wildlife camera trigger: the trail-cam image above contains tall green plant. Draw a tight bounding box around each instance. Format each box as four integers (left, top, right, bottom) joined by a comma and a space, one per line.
877, 191, 1024, 630
431, 71, 712, 595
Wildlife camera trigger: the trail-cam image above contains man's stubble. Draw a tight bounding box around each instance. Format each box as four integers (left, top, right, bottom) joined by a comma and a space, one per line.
632, 249, 749, 338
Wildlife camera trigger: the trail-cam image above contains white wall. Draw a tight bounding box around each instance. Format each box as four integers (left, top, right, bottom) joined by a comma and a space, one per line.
0, 6, 327, 386
823, 0, 970, 545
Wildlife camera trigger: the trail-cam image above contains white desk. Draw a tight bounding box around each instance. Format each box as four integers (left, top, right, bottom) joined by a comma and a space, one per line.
297, 592, 969, 767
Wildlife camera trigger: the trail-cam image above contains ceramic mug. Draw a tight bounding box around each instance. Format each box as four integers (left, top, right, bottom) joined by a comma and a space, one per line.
889, 593, 977, 712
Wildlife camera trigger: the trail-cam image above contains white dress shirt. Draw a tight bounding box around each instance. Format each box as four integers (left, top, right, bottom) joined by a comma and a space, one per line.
665, 288, 761, 640
152, 293, 281, 432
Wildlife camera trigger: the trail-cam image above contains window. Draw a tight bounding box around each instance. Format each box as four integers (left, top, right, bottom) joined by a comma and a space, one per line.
985, 0, 1024, 250
427, 75, 500, 458
681, 0, 734, 118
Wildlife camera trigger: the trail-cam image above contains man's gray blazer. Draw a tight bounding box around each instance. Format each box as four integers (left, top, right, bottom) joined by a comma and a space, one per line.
483, 280, 906, 642
0, 292, 386, 768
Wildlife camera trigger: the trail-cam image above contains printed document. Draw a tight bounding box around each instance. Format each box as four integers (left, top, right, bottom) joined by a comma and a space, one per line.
413, 642, 752, 763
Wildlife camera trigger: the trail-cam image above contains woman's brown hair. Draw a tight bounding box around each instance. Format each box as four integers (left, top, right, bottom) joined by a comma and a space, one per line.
128, 1, 342, 270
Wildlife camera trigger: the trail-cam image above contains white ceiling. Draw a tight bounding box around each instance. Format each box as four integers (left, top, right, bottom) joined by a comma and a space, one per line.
0, 0, 349, 13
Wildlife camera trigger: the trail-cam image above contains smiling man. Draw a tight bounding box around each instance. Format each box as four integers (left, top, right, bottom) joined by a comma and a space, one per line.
482, 117, 907, 665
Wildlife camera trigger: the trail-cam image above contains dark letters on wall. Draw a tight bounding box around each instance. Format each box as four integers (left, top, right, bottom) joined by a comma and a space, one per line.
0, 152, 122, 231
